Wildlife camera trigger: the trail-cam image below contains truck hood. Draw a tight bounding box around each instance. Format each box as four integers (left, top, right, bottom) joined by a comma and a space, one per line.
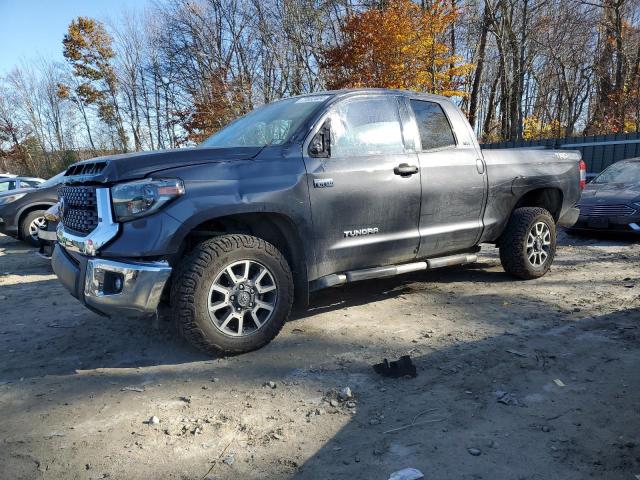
63, 146, 263, 184
579, 182, 640, 204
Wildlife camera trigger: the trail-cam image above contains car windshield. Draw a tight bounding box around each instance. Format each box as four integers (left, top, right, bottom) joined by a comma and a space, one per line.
592, 161, 640, 184
200, 95, 331, 148
37, 172, 65, 188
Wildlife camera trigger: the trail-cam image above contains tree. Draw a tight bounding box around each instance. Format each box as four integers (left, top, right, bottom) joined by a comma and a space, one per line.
0, 84, 34, 174
322, 0, 474, 96
179, 69, 247, 144
62, 17, 129, 151
522, 115, 562, 140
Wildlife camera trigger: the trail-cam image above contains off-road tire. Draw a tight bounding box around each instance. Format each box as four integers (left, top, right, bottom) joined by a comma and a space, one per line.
20, 210, 46, 247
171, 234, 294, 355
499, 207, 556, 279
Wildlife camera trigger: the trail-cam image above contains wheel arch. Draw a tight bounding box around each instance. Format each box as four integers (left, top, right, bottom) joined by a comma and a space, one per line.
177, 212, 309, 308
512, 187, 564, 222
17, 203, 54, 239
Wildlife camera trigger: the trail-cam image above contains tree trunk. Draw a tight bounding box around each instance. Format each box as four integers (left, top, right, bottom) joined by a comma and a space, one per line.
468, 6, 490, 130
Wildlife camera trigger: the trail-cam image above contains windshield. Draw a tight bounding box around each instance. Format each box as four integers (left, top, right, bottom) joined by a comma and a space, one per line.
593, 161, 640, 184
200, 95, 332, 148
38, 171, 66, 188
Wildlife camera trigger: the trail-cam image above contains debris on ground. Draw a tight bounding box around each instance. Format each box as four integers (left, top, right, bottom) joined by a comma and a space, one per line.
553, 379, 566, 387
148, 416, 160, 425
468, 448, 482, 456
338, 386, 352, 400
388, 467, 425, 480
120, 386, 145, 393
373, 355, 417, 378
495, 390, 519, 406
383, 408, 444, 434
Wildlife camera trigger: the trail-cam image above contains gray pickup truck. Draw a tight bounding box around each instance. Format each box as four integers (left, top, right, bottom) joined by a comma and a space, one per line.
51, 89, 583, 354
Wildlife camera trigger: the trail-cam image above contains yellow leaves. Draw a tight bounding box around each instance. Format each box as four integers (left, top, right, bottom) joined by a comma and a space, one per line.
323, 0, 473, 97
522, 116, 562, 140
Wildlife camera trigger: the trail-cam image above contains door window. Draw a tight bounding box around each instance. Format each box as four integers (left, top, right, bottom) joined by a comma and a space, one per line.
19, 180, 39, 188
0, 180, 15, 192
329, 96, 404, 157
410, 100, 456, 151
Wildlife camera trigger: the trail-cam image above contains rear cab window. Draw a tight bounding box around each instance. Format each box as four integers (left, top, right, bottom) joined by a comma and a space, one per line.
409, 99, 456, 151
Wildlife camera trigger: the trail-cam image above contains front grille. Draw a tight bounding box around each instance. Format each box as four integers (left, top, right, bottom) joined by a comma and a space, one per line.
59, 185, 99, 234
578, 204, 637, 217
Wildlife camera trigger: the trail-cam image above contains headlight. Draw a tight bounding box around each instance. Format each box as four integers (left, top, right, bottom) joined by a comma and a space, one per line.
0, 192, 27, 206
634, 202, 640, 209
111, 178, 185, 222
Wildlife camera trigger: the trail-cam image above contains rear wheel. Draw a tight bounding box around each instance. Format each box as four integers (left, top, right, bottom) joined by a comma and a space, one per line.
20, 210, 46, 247
499, 207, 556, 279
171, 234, 293, 355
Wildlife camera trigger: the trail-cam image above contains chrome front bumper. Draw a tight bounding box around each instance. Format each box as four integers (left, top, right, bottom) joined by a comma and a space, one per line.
84, 258, 172, 318
52, 246, 172, 318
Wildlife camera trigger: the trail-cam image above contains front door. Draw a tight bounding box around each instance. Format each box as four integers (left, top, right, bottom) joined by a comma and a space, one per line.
407, 98, 487, 257
304, 95, 422, 279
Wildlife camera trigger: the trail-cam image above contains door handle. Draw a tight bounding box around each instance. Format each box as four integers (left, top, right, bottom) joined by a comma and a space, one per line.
476, 158, 486, 174
394, 163, 419, 177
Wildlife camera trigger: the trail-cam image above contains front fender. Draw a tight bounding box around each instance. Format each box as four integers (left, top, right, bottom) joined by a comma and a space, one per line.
100, 151, 313, 262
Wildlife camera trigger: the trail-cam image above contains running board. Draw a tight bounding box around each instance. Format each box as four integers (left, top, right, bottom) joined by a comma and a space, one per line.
310, 253, 478, 290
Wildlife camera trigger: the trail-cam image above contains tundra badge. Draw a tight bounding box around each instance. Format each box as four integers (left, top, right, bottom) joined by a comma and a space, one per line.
344, 227, 379, 237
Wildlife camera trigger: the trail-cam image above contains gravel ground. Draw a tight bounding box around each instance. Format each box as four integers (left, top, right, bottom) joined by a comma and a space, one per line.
0, 231, 639, 480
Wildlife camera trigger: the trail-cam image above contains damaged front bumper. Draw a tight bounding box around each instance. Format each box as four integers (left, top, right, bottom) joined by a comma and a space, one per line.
51, 187, 172, 317
52, 245, 172, 318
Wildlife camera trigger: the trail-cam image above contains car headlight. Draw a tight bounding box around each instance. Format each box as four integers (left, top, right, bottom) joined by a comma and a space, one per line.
111, 178, 185, 222
634, 202, 640, 209
0, 192, 27, 206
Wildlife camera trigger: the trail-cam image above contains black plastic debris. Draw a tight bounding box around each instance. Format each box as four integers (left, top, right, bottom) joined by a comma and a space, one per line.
373, 355, 417, 378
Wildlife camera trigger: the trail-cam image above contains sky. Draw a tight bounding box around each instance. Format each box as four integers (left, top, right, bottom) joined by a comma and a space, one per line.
0, 0, 152, 76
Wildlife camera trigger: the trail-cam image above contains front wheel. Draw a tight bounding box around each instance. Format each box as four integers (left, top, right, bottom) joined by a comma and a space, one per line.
171, 234, 294, 355
20, 210, 47, 247
499, 207, 557, 279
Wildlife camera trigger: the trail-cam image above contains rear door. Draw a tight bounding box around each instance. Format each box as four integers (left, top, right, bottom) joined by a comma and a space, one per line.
407, 98, 487, 257
304, 94, 422, 279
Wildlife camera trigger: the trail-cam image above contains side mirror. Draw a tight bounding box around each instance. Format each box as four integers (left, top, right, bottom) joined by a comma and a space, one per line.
309, 120, 331, 158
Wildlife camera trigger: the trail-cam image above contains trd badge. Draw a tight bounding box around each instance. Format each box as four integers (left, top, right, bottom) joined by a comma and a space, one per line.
313, 178, 334, 188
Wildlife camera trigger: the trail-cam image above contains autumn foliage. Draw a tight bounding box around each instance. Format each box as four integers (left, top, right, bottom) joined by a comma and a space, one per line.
323, 0, 473, 96
179, 70, 249, 144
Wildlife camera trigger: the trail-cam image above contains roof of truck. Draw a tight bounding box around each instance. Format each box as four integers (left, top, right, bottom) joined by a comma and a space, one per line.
294, 88, 451, 102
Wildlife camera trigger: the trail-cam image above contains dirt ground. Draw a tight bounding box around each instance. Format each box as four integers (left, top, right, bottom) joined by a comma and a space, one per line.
0, 231, 639, 480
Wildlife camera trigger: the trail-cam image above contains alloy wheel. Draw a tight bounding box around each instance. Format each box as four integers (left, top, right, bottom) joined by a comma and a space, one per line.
207, 259, 278, 337
526, 221, 551, 267
28, 217, 46, 242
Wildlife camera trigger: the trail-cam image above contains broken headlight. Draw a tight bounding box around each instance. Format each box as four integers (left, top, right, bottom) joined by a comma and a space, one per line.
111, 178, 185, 222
